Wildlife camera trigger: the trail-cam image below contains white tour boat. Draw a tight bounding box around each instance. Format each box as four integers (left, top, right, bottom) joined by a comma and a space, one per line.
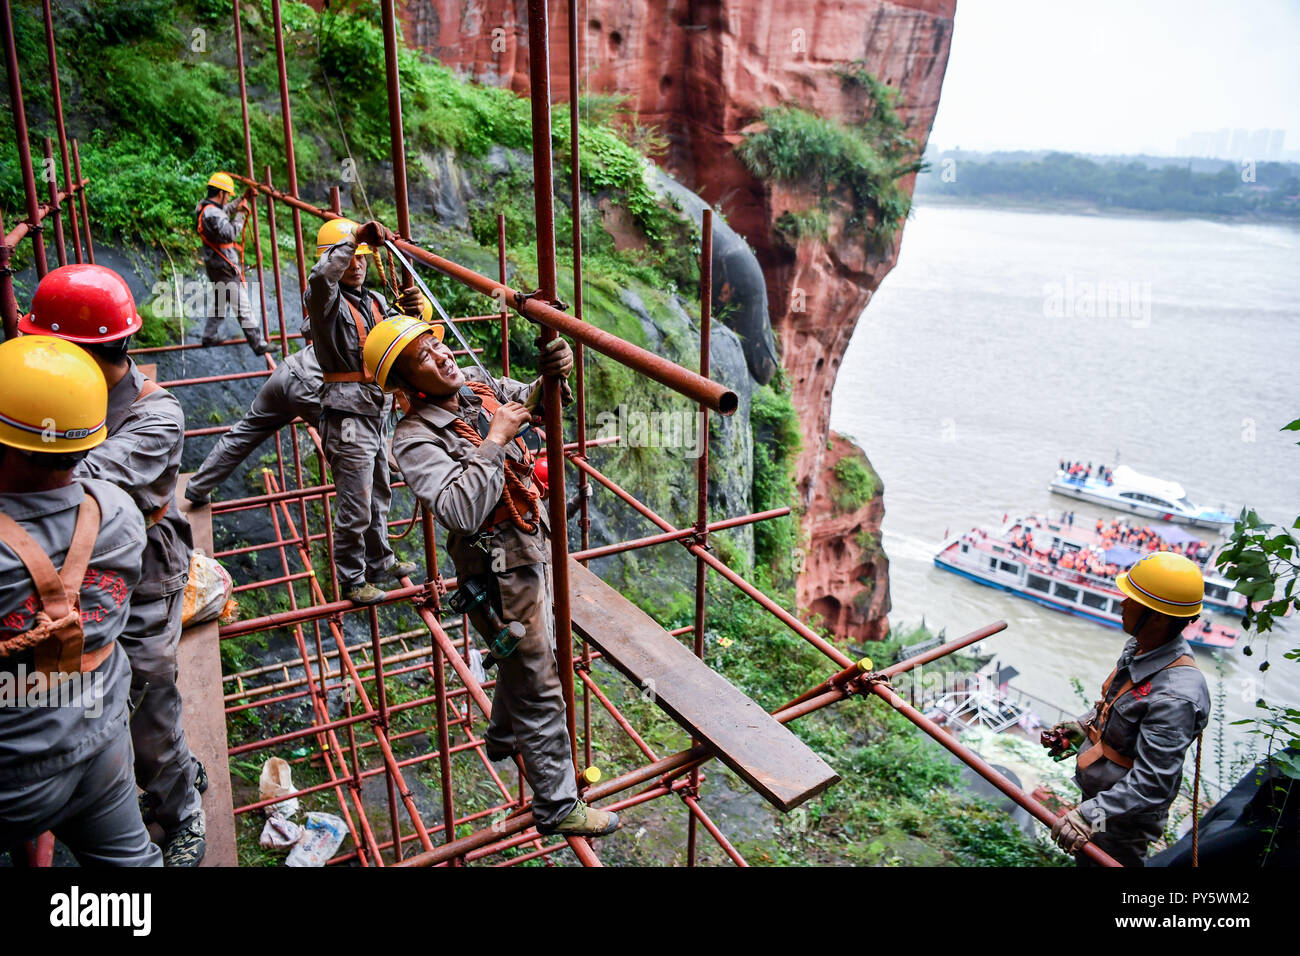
933, 519, 1239, 650
1050, 463, 1234, 530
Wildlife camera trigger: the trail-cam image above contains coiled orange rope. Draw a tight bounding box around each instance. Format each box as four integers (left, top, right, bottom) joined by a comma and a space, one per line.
449, 380, 540, 534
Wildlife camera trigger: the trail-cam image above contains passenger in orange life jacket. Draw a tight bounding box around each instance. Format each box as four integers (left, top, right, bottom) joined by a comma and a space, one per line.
195, 172, 270, 355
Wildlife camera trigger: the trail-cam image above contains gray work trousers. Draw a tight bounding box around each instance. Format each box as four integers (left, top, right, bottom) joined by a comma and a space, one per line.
121, 589, 202, 833
188, 370, 318, 499
0, 719, 162, 866
471, 562, 579, 829
319, 409, 394, 590
203, 273, 257, 342
1076, 820, 1158, 867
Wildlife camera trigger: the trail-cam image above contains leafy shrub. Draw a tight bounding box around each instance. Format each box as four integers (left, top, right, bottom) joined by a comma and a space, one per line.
831, 454, 877, 512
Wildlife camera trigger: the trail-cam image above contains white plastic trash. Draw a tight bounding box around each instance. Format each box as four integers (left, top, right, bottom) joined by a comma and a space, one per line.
181, 549, 235, 627
285, 812, 348, 867
259, 815, 303, 850
259, 756, 299, 819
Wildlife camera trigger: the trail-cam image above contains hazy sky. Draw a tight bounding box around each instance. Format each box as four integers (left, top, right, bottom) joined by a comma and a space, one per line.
927, 0, 1300, 156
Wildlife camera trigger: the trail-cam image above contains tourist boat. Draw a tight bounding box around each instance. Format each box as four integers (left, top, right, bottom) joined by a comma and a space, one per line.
1018, 511, 1246, 616
1049, 464, 1235, 530
933, 522, 1239, 650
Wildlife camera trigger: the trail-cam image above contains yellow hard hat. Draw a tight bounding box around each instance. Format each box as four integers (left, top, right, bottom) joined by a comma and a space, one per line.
363, 315, 445, 393
1115, 552, 1204, 618
0, 335, 107, 453
317, 218, 371, 256
207, 171, 236, 194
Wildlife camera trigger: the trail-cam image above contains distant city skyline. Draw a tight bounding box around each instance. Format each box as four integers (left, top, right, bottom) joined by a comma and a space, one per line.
927, 0, 1300, 159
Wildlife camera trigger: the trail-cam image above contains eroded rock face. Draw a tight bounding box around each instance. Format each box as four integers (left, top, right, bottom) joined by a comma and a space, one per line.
395, 0, 955, 639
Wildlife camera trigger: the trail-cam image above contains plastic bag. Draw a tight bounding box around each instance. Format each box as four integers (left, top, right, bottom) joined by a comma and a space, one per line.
259, 816, 303, 850
181, 549, 235, 627
259, 756, 299, 819
285, 812, 347, 867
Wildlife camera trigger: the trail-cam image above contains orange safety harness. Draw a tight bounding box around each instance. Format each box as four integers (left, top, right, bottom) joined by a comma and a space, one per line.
1077, 654, 1198, 770
448, 381, 541, 534
195, 199, 246, 282
322, 296, 384, 385
0, 487, 113, 681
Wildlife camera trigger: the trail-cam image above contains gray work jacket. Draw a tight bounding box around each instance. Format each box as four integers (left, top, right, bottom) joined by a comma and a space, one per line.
391, 369, 550, 577
74, 360, 193, 601
0, 480, 143, 779
1075, 635, 1210, 832
304, 237, 394, 417
196, 198, 245, 278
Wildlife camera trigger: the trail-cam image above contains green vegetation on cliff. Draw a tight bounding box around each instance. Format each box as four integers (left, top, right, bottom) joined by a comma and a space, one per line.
736, 65, 923, 249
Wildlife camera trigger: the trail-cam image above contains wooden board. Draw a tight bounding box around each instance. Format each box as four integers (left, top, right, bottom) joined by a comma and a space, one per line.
176, 474, 238, 866
567, 558, 839, 812
137, 363, 157, 382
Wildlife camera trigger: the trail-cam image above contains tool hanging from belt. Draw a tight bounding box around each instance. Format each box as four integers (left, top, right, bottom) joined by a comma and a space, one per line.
321, 295, 384, 384
195, 199, 246, 282
0, 488, 115, 681
1077, 654, 1199, 770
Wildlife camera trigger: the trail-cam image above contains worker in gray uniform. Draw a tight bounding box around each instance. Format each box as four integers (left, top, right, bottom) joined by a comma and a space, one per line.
1044, 552, 1211, 866
196, 171, 270, 356
364, 314, 619, 838
184, 344, 322, 505
20, 265, 206, 867
0, 335, 161, 866
305, 218, 422, 605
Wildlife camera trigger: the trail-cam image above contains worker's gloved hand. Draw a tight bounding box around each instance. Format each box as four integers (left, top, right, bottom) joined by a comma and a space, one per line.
355, 220, 395, 248
537, 337, 573, 377
1051, 720, 1085, 747
397, 288, 429, 320
485, 401, 531, 447
1051, 808, 1093, 854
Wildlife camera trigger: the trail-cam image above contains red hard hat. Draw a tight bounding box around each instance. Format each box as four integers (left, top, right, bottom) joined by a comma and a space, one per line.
533, 455, 549, 494
19, 264, 143, 343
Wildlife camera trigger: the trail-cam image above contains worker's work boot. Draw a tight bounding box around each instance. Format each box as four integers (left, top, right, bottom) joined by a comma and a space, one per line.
163, 810, 206, 867
347, 583, 386, 606
243, 328, 273, 356
542, 801, 619, 838
184, 484, 211, 506
389, 560, 420, 581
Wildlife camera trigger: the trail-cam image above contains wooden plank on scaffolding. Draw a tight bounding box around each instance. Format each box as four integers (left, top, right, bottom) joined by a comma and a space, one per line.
567, 558, 839, 812
175, 473, 238, 866
137, 362, 157, 381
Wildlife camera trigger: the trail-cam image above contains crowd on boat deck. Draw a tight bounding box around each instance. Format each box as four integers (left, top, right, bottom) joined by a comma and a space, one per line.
1060, 460, 1114, 484
1094, 518, 1209, 561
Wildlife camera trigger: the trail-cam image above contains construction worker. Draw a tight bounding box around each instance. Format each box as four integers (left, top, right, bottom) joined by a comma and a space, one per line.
184, 344, 321, 505
196, 171, 271, 355
1045, 552, 1210, 866
364, 314, 619, 839
305, 218, 423, 605
20, 265, 206, 866
0, 336, 161, 866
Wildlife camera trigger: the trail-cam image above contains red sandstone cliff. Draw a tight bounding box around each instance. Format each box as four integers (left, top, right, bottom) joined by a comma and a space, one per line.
400, 0, 955, 641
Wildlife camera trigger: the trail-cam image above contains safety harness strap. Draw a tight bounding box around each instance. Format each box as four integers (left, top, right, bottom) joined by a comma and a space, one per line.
0, 488, 103, 678
1077, 654, 1198, 770
322, 295, 384, 384
196, 201, 244, 279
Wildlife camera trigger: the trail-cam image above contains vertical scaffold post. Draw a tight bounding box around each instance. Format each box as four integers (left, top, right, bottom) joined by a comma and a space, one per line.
526, 0, 579, 772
